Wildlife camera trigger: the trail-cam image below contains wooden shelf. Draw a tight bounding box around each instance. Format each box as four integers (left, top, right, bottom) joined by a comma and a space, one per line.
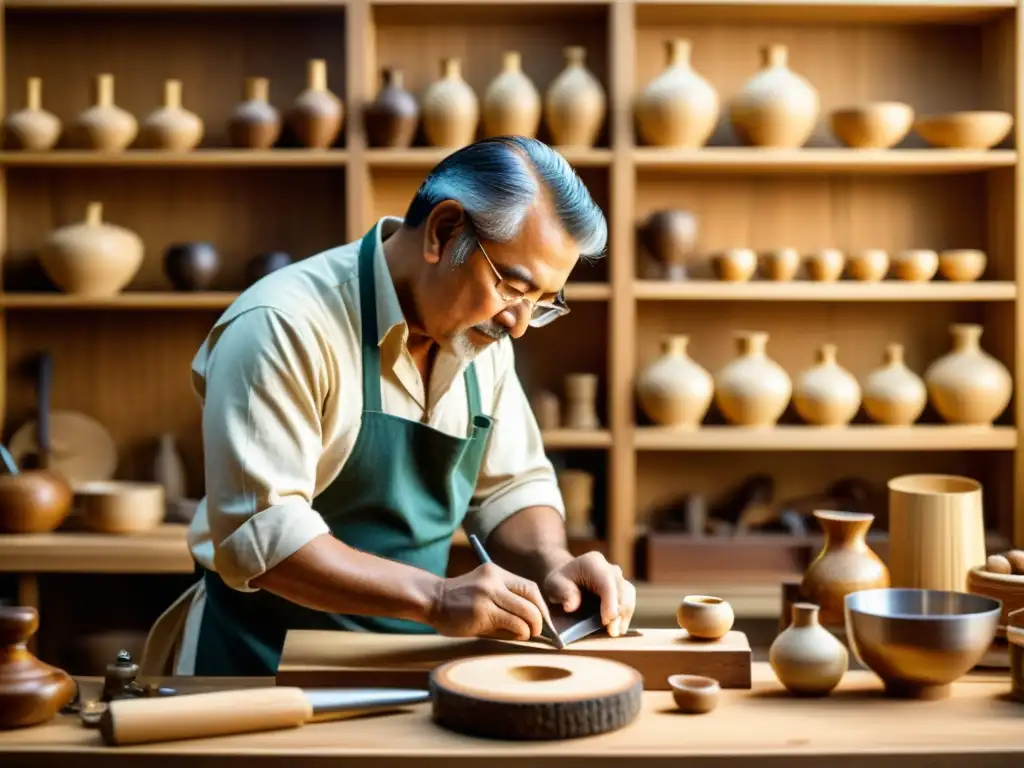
0, 150, 349, 167
541, 429, 612, 449
0, 283, 610, 309
635, 0, 1014, 24
633, 148, 1017, 173
5, 0, 349, 7
634, 425, 1018, 451
365, 147, 612, 169
633, 280, 1018, 301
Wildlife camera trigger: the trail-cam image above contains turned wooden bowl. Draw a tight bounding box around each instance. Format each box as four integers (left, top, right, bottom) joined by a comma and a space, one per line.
967, 566, 1024, 635
667, 674, 720, 714
77, 481, 165, 534
829, 102, 914, 149
938, 249, 987, 282
913, 111, 1013, 149
0, 471, 73, 533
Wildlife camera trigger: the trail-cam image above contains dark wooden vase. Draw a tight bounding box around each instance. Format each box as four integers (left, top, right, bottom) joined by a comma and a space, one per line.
365, 68, 420, 148
246, 251, 293, 286
163, 242, 220, 291
638, 209, 699, 280
0, 605, 77, 728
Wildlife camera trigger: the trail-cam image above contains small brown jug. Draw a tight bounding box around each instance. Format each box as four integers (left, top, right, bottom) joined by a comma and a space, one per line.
0, 605, 77, 728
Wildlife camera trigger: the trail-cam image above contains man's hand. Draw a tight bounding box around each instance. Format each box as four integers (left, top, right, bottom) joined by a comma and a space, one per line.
542, 551, 636, 637
427, 563, 554, 641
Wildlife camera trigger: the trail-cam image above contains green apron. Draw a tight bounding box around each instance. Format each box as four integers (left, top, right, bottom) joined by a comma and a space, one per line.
194, 223, 494, 676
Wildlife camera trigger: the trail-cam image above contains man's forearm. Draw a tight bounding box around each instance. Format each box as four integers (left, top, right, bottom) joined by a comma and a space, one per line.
485, 505, 574, 584
249, 533, 441, 624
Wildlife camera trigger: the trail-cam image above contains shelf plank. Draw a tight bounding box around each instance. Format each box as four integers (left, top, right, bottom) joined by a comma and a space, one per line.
542, 428, 612, 449
634, 425, 1018, 451
4, 0, 347, 7
0, 150, 349, 167
0, 283, 609, 309
634, 280, 1018, 301
635, 0, 1014, 24
633, 148, 1017, 173
366, 147, 613, 169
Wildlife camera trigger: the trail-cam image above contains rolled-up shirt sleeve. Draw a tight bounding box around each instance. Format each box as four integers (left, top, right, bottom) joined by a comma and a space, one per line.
199, 306, 331, 592
464, 339, 565, 542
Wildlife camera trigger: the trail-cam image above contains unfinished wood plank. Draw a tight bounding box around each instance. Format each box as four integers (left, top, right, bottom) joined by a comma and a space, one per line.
276, 627, 752, 691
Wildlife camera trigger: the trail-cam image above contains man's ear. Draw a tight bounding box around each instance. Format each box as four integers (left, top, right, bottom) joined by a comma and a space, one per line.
423, 200, 465, 265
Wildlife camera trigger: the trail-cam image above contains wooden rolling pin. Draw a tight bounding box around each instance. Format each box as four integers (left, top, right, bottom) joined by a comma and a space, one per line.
99, 686, 430, 746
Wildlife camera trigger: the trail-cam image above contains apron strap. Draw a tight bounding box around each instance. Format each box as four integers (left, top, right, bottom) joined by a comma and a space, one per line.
464, 363, 482, 420
357, 224, 383, 412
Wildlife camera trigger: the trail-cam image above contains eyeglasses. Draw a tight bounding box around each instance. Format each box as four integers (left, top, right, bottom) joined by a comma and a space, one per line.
476, 240, 570, 328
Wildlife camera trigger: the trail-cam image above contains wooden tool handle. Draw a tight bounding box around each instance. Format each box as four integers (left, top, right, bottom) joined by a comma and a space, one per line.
100, 687, 313, 746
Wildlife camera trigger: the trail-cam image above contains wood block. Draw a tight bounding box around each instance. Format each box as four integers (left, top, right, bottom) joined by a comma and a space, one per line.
276, 628, 752, 691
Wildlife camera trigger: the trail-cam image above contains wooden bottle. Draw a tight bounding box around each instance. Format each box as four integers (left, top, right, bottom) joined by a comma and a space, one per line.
482, 51, 541, 139
544, 46, 606, 147
140, 79, 204, 151
287, 59, 344, 149
0, 605, 77, 728
72, 73, 138, 151
228, 77, 281, 150
3, 77, 62, 150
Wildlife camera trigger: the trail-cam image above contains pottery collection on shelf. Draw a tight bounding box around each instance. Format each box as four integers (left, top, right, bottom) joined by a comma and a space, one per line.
634, 325, 1012, 429
635, 38, 1013, 150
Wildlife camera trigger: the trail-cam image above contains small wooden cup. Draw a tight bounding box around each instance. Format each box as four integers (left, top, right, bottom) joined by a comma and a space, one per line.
668, 674, 720, 714
677, 595, 735, 640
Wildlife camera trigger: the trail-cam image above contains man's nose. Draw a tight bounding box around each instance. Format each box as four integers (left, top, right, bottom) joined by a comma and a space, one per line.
498, 303, 530, 338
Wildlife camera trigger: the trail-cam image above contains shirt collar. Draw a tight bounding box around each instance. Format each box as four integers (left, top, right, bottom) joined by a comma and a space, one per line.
369, 216, 409, 349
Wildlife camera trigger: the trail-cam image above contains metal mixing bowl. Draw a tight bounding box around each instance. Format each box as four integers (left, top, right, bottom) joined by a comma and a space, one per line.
844, 588, 1001, 700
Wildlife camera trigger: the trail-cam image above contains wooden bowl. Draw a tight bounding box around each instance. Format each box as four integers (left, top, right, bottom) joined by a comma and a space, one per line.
668, 674, 720, 714
913, 111, 1013, 149
77, 481, 165, 534
967, 566, 1024, 635
938, 249, 987, 282
0, 471, 73, 533
829, 102, 914, 149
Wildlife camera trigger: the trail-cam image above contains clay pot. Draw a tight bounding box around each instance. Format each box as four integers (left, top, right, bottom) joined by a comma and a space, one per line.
891, 249, 938, 281
862, 343, 927, 426
0, 469, 73, 533
677, 595, 734, 640
564, 373, 600, 429
288, 59, 344, 150
139, 79, 204, 151
846, 249, 889, 282
482, 51, 541, 139
163, 242, 220, 291
246, 251, 293, 286
938, 249, 986, 282
228, 77, 281, 150
422, 58, 479, 148
636, 335, 713, 428
635, 39, 719, 148
800, 510, 889, 627
637, 209, 698, 280
793, 344, 862, 427
557, 469, 594, 538
40, 202, 144, 296
759, 248, 800, 281
365, 68, 420, 148
0, 606, 77, 728
72, 74, 138, 151
924, 323, 1012, 425
544, 46, 606, 147
805, 248, 845, 282
712, 248, 757, 282
714, 331, 792, 427
3, 77, 62, 151
730, 44, 819, 148
769, 602, 848, 696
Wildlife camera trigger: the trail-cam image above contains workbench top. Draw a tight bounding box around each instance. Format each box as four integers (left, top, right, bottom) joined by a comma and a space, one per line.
1, 663, 1020, 767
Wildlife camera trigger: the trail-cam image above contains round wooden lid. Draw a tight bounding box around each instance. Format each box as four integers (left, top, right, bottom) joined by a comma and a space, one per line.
10, 411, 118, 488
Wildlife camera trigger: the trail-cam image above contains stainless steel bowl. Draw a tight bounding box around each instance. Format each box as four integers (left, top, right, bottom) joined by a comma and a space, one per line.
844, 588, 1001, 699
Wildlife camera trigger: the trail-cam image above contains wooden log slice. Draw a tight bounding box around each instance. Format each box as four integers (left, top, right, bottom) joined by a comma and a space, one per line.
429, 653, 643, 740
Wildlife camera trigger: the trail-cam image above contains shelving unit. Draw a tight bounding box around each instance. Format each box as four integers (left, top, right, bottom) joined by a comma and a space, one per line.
0, 0, 1021, 649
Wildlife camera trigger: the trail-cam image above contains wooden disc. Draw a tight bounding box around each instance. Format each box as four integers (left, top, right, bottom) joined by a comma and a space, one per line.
429, 653, 643, 740
10, 411, 118, 488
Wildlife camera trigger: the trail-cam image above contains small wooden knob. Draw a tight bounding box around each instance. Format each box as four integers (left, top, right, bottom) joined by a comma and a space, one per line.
0, 605, 38, 647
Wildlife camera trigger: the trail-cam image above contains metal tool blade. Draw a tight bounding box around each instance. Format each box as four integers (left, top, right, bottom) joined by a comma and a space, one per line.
304, 687, 430, 721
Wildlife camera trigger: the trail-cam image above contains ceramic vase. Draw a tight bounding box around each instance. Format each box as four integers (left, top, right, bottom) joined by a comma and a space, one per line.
714, 331, 792, 427
793, 344, 862, 427
862, 343, 927, 426
637, 209, 698, 280
228, 77, 281, 149
635, 39, 719, 148
800, 510, 889, 627
40, 202, 144, 296
140, 79, 204, 151
482, 51, 541, 139
3, 77, 62, 150
287, 59, 344, 149
72, 74, 138, 151
544, 46, 606, 147
564, 373, 600, 429
365, 68, 420, 148
557, 469, 594, 538
636, 335, 713, 428
729, 44, 819, 148
769, 603, 848, 696
422, 58, 479, 148
924, 323, 1012, 425
163, 242, 220, 291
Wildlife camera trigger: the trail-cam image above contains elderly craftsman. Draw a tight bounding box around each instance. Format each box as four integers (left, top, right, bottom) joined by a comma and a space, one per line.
154, 136, 635, 677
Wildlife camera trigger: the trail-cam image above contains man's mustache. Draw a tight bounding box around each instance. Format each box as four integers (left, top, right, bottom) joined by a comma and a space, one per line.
472, 321, 508, 340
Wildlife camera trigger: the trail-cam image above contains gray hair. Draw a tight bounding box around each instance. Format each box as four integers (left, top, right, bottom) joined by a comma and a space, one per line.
403, 136, 608, 267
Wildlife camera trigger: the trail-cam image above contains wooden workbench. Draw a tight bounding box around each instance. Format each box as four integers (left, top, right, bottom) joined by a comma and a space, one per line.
0, 663, 1020, 767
